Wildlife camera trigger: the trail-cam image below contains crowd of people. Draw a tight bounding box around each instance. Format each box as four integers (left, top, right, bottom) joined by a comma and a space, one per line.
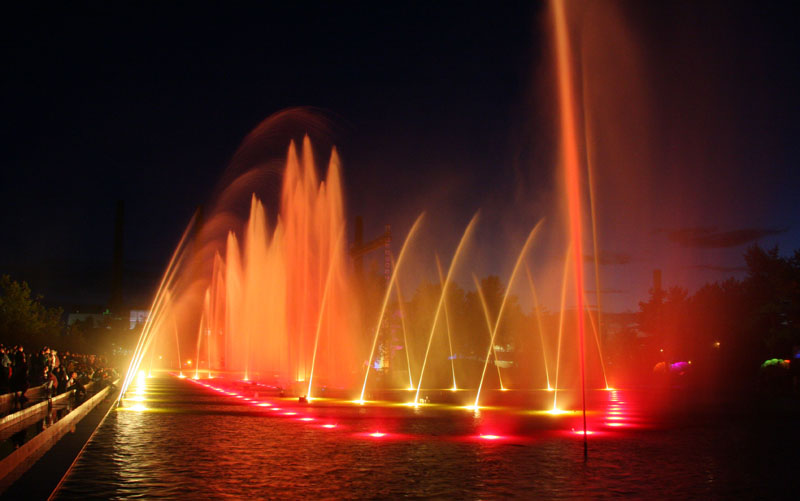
0, 344, 118, 410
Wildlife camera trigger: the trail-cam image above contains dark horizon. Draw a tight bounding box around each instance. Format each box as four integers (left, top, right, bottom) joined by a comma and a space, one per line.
2, 1, 798, 312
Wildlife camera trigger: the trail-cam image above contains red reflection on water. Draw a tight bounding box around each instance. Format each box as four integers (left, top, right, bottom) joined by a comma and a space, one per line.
479, 434, 503, 440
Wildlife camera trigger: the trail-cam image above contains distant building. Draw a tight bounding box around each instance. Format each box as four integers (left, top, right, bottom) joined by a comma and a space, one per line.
67, 311, 107, 328
129, 309, 149, 329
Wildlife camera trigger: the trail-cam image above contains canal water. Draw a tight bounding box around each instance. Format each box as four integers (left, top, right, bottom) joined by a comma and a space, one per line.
51, 376, 800, 498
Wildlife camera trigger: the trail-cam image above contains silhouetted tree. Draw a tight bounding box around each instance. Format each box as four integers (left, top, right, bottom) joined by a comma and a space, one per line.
0, 275, 63, 347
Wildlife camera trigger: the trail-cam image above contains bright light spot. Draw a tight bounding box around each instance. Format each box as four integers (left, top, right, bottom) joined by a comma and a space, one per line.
500, 387, 508, 392
604, 387, 616, 391
403, 402, 419, 407
322, 424, 337, 429
450, 386, 458, 392
547, 407, 567, 415
299, 417, 314, 422
271, 407, 281, 411
257, 403, 271, 407
463, 405, 479, 411
479, 434, 501, 440
606, 422, 625, 427
714, 341, 721, 348
284, 412, 297, 416
369, 432, 386, 438
137, 371, 146, 385
191, 375, 199, 380
178, 373, 186, 379
352, 399, 366, 405
547, 386, 554, 392
187, 360, 192, 365
407, 386, 415, 391
129, 404, 147, 412
572, 429, 594, 435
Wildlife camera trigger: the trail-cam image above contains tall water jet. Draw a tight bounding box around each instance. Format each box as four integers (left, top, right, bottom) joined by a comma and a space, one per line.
552, 0, 589, 454
414, 213, 478, 406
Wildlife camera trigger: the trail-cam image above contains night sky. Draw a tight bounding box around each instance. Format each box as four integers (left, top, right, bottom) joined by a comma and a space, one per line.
2, 1, 798, 312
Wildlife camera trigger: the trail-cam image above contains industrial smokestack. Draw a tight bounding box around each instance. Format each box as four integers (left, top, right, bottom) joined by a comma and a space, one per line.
110, 200, 125, 313
653, 269, 662, 296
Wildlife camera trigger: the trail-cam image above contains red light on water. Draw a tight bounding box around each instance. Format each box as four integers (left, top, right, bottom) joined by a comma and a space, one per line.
479, 434, 502, 440
369, 432, 386, 438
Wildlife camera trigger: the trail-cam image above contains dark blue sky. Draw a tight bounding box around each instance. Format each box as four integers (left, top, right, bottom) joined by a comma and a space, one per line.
1, 1, 798, 312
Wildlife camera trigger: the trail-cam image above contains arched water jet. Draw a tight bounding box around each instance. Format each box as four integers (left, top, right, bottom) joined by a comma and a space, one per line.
194, 312, 205, 379
552, 245, 572, 411
147, 350, 154, 378
204, 286, 213, 378
173, 317, 184, 378
584, 291, 610, 389
394, 275, 415, 391
472, 221, 543, 408
524, 263, 552, 390
435, 255, 458, 391
119, 213, 197, 402
472, 274, 505, 391
306, 228, 345, 400
359, 213, 425, 403
414, 213, 479, 406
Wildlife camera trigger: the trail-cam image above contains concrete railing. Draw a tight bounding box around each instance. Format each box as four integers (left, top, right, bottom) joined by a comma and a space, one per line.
0, 381, 115, 492
0, 384, 49, 415
0, 389, 76, 435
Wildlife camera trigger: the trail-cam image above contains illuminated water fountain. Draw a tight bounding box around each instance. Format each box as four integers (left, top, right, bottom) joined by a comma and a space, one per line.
118, 3, 629, 457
